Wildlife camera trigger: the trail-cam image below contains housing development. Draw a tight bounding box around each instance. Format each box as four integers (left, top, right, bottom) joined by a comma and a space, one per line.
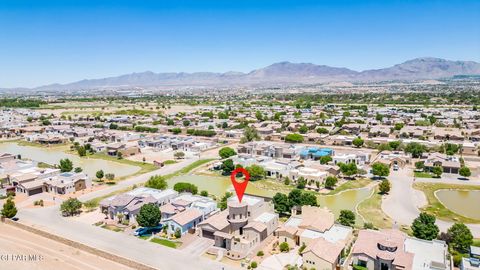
1, 1, 480, 270
1, 88, 480, 270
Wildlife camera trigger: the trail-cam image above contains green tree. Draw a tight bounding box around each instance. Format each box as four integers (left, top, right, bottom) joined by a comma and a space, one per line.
218, 192, 233, 210
415, 161, 425, 170
200, 190, 209, 197
284, 133, 304, 143
240, 126, 260, 143
1, 197, 17, 218
388, 141, 401, 150
324, 176, 338, 189
405, 142, 427, 158
352, 137, 364, 148
245, 164, 265, 181
174, 151, 185, 159
60, 198, 82, 216
432, 166, 443, 178
296, 177, 307, 189
272, 193, 290, 214
221, 159, 235, 175
288, 189, 303, 207
338, 162, 358, 177
299, 192, 318, 206
379, 180, 391, 194
145, 175, 168, 190
316, 127, 329, 134
74, 167, 83, 173
338, 210, 356, 227
411, 213, 439, 240
136, 203, 161, 227
59, 158, 73, 172
279, 242, 290, 252
459, 166, 471, 178
447, 223, 473, 254
96, 170, 104, 180
319, 155, 332, 165
298, 125, 308, 134
77, 146, 87, 157
255, 111, 264, 121
173, 182, 198, 194
219, 147, 237, 159
371, 162, 390, 178
394, 123, 404, 130
171, 127, 181, 134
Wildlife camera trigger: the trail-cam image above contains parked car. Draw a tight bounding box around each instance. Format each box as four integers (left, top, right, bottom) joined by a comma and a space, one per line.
134, 225, 163, 236
393, 164, 399, 171
11, 217, 19, 221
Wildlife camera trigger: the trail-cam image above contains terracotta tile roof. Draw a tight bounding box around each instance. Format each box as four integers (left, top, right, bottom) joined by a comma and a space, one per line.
171, 208, 203, 226
302, 237, 343, 264
352, 229, 414, 269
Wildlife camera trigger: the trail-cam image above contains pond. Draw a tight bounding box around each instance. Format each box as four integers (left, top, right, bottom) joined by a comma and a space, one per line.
0, 142, 140, 179
436, 189, 480, 220
168, 174, 372, 218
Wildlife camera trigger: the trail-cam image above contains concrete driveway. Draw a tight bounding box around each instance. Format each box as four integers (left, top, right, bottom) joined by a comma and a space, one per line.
258, 248, 302, 270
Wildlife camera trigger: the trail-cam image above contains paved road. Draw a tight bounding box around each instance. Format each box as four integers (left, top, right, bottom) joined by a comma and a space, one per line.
17, 206, 239, 270
382, 168, 480, 237
12, 148, 241, 270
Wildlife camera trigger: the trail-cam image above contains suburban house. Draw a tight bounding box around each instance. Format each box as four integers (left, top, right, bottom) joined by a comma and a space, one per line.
351, 229, 450, 270
236, 141, 299, 159
43, 172, 91, 195
276, 206, 353, 267
198, 195, 279, 259
100, 188, 178, 223
424, 153, 461, 174
299, 147, 334, 160
165, 208, 204, 235
106, 142, 141, 157
302, 237, 345, 270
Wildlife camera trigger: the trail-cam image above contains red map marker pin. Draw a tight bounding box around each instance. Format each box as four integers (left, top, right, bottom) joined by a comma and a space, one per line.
230, 167, 250, 203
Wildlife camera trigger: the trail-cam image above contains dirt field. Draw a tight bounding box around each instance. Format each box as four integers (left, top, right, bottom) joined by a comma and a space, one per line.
0, 223, 134, 270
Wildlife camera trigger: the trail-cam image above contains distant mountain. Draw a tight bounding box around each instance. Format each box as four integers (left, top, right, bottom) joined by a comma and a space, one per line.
18, 57, 480, 91
357, 57, 480, 81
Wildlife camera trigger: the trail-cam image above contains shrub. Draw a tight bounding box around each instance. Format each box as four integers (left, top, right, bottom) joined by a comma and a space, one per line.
279, 242, 289, 252
256, 251, 264, 256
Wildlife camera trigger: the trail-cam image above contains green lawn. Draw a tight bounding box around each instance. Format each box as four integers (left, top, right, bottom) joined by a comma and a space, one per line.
414, 171, 434, 178
83, 159, 214, 209
101, 224, 124, 232
413, 182, 480, 223
89, 153, 158, 179
357, 185, 393, 229
327, 178, 372, 195
164, 160, 177, 165
150, 238, 180, 248
163, 159, 215, 179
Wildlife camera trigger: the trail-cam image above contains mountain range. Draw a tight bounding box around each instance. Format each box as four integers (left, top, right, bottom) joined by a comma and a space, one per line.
14, 57, 480, 91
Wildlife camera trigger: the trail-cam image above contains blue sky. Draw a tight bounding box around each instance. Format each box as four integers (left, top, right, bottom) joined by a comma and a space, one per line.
0, 0, 479, 88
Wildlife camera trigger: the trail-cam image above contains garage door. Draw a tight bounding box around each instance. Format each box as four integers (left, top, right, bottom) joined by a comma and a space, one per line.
28, 187, 43, 196
202, 229, 215, 239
